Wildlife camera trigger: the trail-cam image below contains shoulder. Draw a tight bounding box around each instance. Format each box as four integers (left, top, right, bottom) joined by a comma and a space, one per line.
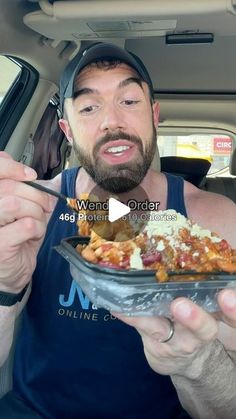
184, 180, 236, 246
37, 172, 62, 193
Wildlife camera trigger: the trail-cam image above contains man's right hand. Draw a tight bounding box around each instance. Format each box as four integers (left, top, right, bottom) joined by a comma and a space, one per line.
0, 152, 53, 294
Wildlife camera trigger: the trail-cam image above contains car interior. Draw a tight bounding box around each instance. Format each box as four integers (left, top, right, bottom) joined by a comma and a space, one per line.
1, 0, 236, 398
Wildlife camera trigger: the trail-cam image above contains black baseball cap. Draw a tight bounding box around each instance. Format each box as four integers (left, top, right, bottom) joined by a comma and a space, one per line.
59, 42, 154, 114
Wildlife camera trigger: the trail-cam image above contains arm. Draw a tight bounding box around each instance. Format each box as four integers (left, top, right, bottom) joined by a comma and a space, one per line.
172, 290, 236, 418
171, 341, 236, 419
0, 152, 52, 366
0, 286, 30, 367
0, 305, 18, 367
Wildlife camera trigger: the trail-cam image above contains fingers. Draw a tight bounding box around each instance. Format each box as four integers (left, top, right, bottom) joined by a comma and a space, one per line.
113, 312, 176, 342
113, 296, 224, 378
0, 153, 51, 213
113, 298, 218, 346
0, 151, 12, 159
113, 309, 218, 376
0, 152, 37, 181
0, 154, 51, 249
0, 196, 46, 248
113, 296, 236, 377
0, 179, 52, 213
115, 293, 236, 342
171, 298, 218, 342
0, 196, 45, 226
217, 289, 236, 327
115, 298, 218, 344
0, 217, 46, 248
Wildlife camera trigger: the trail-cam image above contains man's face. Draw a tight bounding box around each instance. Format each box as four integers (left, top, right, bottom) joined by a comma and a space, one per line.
60, 63, 159, 192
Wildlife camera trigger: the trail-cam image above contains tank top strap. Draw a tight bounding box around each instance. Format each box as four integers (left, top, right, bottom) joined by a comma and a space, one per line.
164, 172, 188, 217
61, 166, 80, 197
40, 167, 80, 243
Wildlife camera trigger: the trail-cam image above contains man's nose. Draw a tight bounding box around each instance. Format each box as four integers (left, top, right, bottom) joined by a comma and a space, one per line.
99, 104, 125, 131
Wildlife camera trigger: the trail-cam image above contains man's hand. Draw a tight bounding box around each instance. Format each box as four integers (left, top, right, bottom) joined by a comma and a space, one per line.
113, 288, 236, 378
0, 152, 52, 294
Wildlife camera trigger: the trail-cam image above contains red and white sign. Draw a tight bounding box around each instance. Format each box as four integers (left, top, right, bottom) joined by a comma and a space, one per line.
213, 137, 232, 154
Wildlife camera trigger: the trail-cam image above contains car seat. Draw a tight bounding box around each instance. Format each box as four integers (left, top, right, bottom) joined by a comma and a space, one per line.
160, 156, 211, 187
201, 148, 236, 202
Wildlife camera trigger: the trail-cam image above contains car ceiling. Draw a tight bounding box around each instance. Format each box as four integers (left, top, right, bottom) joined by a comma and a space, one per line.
1, 0, 236, 94
1, 0, 236, 139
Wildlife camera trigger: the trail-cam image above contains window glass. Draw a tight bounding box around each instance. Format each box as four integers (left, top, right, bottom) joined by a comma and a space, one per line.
157, 133, 234, 176
0, 56, 21, 104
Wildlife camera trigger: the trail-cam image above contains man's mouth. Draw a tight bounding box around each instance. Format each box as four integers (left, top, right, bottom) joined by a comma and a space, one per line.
106, 145, 131, 156
99, 140, 137, 164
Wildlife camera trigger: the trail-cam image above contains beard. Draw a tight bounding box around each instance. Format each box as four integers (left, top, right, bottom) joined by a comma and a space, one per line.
72, 125, 157, 193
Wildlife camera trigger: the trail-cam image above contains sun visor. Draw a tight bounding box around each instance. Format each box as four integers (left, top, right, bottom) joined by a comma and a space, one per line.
24, 0, 235, 43
24, 13, 176, 42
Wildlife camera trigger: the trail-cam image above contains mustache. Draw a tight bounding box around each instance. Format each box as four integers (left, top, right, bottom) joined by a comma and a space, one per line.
93, 131, 143, 157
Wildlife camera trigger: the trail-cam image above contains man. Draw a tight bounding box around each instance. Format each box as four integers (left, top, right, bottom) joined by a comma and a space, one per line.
0, 42, 236, 418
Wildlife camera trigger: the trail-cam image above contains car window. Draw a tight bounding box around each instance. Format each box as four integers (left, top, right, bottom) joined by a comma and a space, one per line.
0, 56, 21, 105
157, 133, 235, 176
0, 55, 38, 151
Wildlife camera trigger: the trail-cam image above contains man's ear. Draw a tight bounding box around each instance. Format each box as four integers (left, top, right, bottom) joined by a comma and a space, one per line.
152, 101, 160, 128
58, 119, 73, 144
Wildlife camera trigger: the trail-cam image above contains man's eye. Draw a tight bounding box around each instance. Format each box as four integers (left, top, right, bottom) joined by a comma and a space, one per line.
79, 105, 98, 114
122, 100, 140, 106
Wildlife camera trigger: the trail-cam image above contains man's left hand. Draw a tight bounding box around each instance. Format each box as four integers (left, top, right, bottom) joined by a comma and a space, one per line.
113, 288, 236, 378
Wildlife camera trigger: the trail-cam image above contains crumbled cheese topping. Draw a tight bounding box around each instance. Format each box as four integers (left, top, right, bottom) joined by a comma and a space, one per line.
190, 224, 221, 242
156, 240, 165, 251
145, 210, 190, 238
180, 243, 190, 251
143, 210, 222, 244
130, 247, 143, 269
210, 235, 222, 243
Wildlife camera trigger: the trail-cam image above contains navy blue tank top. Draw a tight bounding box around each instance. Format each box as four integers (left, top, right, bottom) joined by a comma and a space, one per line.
13, 169, 189, 419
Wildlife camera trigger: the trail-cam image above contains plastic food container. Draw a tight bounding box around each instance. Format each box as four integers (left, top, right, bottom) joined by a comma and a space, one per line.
55, 236, 236, 316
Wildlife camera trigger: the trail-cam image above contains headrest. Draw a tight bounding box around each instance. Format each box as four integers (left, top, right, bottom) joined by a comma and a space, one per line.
229, 148, 236, 175
161, 156, 211, 187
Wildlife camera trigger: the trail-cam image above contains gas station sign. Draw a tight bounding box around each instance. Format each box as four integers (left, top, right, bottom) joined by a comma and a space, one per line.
213, 137, 232, 153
